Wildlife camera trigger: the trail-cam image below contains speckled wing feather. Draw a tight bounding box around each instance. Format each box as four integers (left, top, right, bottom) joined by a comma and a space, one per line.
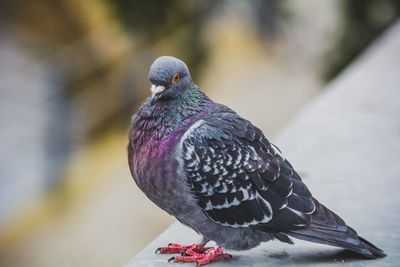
181, 110, 316, 231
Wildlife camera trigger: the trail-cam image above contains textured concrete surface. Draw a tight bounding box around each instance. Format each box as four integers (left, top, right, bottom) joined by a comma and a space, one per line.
126, 21, 400, 267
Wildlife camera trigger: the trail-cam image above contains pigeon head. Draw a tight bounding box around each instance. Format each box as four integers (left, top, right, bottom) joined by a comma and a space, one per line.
148, 56, 192, 104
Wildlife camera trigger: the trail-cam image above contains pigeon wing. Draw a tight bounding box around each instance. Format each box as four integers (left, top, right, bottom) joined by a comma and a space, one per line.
181, 111, 316, 230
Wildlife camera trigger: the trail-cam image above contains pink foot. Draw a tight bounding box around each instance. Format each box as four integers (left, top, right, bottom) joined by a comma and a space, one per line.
168, 246, 232, 266
155, 243, 211, 254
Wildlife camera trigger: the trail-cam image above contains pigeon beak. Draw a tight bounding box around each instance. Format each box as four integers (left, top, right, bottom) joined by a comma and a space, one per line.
150, 84, 165, 105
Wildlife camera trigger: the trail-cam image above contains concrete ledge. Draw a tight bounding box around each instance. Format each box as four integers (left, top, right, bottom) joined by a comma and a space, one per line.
125, 21, 400, 266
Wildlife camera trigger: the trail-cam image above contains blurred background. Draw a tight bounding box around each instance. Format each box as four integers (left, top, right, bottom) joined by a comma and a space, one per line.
0, 0, 399, 266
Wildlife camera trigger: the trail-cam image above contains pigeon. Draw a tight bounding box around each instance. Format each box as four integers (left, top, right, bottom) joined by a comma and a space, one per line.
128, 56, 385, 266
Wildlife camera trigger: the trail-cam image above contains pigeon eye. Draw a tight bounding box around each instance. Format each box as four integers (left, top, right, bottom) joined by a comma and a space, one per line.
172, 73, 181, 84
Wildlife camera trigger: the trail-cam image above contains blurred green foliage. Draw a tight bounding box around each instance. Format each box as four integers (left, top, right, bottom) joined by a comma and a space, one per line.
323, 0, 400, 81
105, 0, 220, 78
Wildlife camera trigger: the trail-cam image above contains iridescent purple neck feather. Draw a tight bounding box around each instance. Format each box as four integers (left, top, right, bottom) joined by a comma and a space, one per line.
130, 85, 212, 157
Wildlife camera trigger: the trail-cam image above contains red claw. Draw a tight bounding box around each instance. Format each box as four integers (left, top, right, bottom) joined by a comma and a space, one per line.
157, 244, 232, 266
155, 243, 211, 254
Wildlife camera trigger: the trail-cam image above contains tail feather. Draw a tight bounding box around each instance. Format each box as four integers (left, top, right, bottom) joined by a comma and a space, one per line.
358, 236, 386, 258
287, 199, 386, 258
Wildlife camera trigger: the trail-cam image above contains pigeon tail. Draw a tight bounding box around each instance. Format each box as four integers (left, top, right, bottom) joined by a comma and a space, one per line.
286, 199, 386, 259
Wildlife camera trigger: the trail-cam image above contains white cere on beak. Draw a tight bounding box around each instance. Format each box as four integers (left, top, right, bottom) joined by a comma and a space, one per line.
151, 84, 165, 97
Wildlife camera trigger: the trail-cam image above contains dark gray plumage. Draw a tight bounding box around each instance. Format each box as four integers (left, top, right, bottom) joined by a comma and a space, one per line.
128, 56, 385, 261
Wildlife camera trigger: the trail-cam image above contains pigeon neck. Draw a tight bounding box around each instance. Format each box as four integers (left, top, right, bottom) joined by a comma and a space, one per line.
156, 86, 211, 126
131, 86, 212, 144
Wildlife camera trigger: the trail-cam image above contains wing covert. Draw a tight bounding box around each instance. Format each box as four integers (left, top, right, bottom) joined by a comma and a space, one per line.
180, 111, 315, 230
